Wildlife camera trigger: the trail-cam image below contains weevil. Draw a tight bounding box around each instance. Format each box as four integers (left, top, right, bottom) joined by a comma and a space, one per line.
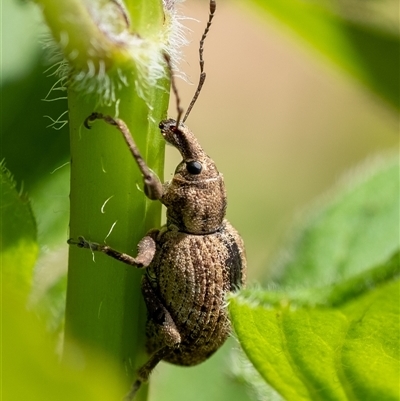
68, 1, 246, 399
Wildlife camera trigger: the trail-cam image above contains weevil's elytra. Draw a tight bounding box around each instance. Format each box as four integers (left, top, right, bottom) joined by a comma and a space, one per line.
68, 1, 246, 399
144, 214, 245, 367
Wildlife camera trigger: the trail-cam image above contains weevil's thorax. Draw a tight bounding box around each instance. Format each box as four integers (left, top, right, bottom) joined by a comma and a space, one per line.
159, 119, 227, 235
163, 158, 227, 235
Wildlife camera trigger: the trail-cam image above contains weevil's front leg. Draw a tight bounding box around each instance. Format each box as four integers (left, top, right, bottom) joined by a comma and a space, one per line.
67, 233, 157, 268
84, 112, 164, 201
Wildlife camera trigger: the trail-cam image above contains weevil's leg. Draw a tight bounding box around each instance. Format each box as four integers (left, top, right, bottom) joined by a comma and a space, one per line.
84, 112, 163, 201
123, 346, 173, 401
67, 234, 157, 268
142, 275, 181, 346
123, 277, 181, 400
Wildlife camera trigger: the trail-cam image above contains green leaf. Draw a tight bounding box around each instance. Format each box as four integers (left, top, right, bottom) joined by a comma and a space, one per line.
3, 286, 126, 401
230, 154, 400, 400
0, 60, 70, 193
1, 162, 38, 296
340, 275, 400, 400
249, 0, 400, 111
230, 254, 400, 401
273, 154, 399, 287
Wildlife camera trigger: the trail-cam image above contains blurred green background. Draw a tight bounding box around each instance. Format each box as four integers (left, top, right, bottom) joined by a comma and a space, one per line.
1, 0, 398, 400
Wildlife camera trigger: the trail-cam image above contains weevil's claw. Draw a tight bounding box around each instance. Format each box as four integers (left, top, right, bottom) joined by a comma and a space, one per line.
67, 236, 89, 248
67, 237, 78, 246
84, 115, 93, 129
122, 379, 142, 401
84, 112, 120, 129
84, 112, 103, 129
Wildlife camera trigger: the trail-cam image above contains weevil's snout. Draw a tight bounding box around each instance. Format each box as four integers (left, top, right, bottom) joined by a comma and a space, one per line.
159, 118, 182, 142
159, 119, 182, 150
159, 119, 205, 161
158, 118, 176, 131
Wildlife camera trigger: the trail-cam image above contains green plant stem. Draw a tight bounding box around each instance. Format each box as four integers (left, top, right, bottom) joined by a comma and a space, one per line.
63, 2, 170, 400
65, 84, 169, 396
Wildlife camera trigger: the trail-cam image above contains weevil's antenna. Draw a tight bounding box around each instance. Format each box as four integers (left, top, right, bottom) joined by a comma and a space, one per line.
182, 0, 216, 123
164, 53, 184, 128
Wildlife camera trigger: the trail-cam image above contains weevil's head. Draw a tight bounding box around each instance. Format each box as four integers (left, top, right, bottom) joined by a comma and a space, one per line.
159, 119, 227, 234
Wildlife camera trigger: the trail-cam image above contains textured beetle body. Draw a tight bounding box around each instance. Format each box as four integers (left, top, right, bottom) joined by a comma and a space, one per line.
144, 220, 246, 366
139, 119, 247, 366
70, 113, 247, 400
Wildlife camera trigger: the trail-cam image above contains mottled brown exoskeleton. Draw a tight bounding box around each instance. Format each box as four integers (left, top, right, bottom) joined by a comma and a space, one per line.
68, 1, 246, 399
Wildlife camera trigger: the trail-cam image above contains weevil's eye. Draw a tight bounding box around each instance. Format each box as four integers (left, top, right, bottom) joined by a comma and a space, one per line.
186, 161, 202, 175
